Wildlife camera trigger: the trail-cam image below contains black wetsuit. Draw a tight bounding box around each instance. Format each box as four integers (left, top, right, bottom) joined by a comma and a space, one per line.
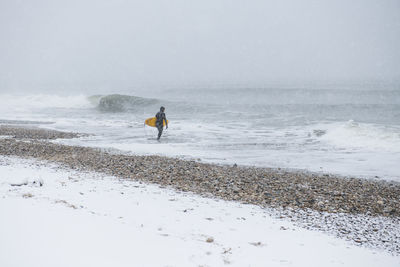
155, 111, 167, 140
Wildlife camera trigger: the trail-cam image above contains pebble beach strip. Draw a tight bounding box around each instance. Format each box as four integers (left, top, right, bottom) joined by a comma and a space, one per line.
1, 126, 399, 254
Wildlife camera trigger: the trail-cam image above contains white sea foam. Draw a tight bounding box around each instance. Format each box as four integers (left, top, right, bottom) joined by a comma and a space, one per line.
318, 120, 400, 152
0, 94, 94, 112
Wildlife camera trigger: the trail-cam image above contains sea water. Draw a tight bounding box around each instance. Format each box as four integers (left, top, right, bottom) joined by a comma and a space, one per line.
1, 85, 399, 181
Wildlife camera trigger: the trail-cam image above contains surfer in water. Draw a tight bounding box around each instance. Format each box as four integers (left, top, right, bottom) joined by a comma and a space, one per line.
156, 106, 168, 141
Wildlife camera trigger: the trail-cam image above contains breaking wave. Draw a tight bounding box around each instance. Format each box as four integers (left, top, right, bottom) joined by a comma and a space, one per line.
0, 94, 93, 112
0, 93, 163, 113
317, 120, 400, 152
95, 94, 159, 112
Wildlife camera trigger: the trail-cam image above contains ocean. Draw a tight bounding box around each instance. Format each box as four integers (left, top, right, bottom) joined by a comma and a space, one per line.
1, 86, 399, 181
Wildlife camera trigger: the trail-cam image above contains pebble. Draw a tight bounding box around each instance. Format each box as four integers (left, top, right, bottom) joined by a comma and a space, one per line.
206, 237, 214, 243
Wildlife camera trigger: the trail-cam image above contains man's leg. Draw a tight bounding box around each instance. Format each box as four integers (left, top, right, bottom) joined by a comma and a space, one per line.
157, 125, 163, 140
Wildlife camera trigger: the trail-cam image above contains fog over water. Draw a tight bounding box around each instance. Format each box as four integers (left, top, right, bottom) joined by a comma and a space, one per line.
0, 0, 399, 93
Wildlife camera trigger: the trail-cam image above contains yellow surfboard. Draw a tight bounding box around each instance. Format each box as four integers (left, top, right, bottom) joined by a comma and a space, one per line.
145, 117, 169, 127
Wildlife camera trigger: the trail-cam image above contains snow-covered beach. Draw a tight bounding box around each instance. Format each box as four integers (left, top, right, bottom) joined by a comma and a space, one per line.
1, 126, 399, 266
1, 155, 399, 267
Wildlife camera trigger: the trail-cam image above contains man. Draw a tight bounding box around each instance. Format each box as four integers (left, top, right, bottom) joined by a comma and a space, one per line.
155, 106, 168, 140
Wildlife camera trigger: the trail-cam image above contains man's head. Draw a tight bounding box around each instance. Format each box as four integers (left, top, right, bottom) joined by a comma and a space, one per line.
160, 106, 165, 112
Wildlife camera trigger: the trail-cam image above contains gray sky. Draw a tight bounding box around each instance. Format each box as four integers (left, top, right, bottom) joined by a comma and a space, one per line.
0, 0, 399, 92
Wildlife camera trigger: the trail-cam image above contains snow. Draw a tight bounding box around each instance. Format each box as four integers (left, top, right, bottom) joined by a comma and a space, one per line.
0, 156, 398, 267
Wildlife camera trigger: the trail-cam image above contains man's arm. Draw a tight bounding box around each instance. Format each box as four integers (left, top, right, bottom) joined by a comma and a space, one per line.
163, 114, 168, 129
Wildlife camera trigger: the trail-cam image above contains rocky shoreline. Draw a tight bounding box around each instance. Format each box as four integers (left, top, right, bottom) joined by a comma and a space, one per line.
1, 125, 399, 254
0, 125, 83, 140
